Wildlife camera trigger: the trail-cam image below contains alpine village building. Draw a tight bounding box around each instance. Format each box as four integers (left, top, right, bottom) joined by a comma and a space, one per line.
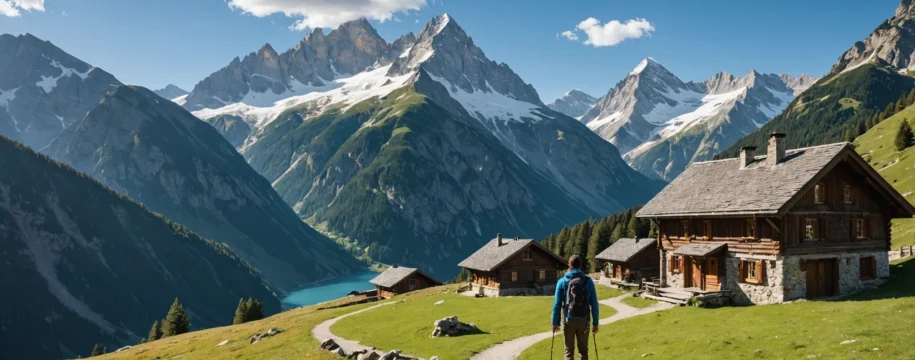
458, 234, 567, 297
595, 237, 659, 287
636, 133, 915, 305
369, 265, 441, 299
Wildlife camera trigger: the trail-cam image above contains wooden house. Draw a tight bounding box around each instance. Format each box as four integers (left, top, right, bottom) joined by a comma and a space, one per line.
636, 133, 915, 305
458, 234, 567, 297
369, 265, 441, 299
595, 237, 659, 287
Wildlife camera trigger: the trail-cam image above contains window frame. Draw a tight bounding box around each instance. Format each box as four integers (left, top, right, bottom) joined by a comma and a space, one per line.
745, 218, 756, 239
843, 183, 853, 204
538, 269, 546, 281
670, 255, 682, 274
511, 271, 518, 282
859, 256, 877, 280
739, 259, 765, 285
522, 250, 533, 261
703, 220, 712, 240
853, 217, 868, 240
814, 182, 825, 204
681, 220, 689, 239
408, 278, 417, 291
803, 217, 819, 242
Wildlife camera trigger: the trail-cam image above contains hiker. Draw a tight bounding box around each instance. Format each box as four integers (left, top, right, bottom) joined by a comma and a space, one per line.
551, 255, 599, 360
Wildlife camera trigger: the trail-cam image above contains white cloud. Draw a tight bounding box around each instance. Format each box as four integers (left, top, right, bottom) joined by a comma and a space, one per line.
562, 17, 654, 47
0, 0, 45, 17
227, 0, 426, 30
559, 30, 578, 41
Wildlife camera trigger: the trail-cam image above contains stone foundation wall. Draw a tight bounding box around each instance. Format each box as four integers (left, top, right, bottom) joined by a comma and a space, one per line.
724, 255, 784, 305
781, 251, 888, 301
662, 252, 683, 289
469, 284, 554, 297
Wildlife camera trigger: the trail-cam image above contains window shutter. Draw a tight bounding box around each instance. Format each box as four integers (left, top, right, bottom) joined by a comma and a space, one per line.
757, 260, 766, 285
739, 261, 747, 282
669, 256, 674, 272
850, 218, 855, 241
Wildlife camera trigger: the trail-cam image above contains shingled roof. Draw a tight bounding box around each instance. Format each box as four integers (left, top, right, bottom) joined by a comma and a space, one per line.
369, 266, 440, 288
595, 238, 656, 263
673, 242, 727, 257
458, 237, 565, 272
637, 143, 850, 218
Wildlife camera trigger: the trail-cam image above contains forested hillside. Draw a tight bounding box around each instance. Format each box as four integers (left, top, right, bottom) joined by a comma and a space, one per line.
540, 206, 651, 273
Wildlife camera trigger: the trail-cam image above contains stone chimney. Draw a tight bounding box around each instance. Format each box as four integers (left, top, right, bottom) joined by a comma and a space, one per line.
768, 133, 786, 166
739, 146, 757, 169
497, 233, 503, 246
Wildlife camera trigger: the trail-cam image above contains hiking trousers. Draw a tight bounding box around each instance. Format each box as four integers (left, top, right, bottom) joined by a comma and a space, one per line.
563, 319, 590, 360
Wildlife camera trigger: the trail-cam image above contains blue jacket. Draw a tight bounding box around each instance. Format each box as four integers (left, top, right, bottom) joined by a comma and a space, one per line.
552, 269, 600, 326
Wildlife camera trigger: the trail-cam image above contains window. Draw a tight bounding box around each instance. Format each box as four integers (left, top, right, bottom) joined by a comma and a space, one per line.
408, 279, 416, 291
511, 271, 518, 282
843, 183, 853, 204
681, 220, 689, 238
804, 218, 818, 241
522, 250, 533, 261
860, 256, 877, 280
853, 218, 868, 239
670, 255, 682, 273
745, 219, 756, 239
538, 270, 546, 280
482, 276, 488, 285
739, 259, 765, 284
703, 220, 712, 240
814, 182, 825, 204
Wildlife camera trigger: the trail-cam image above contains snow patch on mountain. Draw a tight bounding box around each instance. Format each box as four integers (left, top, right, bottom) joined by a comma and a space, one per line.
427, 73, 542, 123
36, 58, 92, 93
194, 65, 414, 133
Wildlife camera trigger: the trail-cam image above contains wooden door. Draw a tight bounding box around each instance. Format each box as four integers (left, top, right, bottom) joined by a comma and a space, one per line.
614, 264, 622, 279
806, 259, 838, 298
691, 258, 703, 290
706, 257, 719, 291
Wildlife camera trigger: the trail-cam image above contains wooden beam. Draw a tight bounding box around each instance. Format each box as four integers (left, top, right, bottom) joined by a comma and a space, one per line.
765, 218, 781, 235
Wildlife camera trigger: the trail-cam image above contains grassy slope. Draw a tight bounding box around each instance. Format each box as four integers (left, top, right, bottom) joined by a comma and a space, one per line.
620, 295, 658, 309
99, 284, 619, 360
331, 286, 620, 359
520, 258, 915, 359
854, 106, 915, 248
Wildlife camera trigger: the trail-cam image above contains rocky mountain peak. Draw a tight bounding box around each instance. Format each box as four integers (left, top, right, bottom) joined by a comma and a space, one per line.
630, 57, 664, 76
831, 0, 915, 74
153, 84, 188, 100
548, 89, 598, 118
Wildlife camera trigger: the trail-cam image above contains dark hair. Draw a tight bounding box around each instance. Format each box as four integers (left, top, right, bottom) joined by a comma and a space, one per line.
568, 255, 582, 269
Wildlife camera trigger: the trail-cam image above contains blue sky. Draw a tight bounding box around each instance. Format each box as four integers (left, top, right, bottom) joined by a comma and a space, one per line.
0, 0, 900, 102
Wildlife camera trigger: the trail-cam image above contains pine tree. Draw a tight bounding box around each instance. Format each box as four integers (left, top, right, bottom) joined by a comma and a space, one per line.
610, 224, 624, 245
246, 298, 264, 322
147, 320, 162, 342
648, 223, 658, 239
895, 97, 906, 113
233, 298, 249, 325
573, 221, 591, 271
554, 227, 570, 257
161, 298, 191, 337
896, 119, 915, 151
626, 214, 639, 238
563, 224, 580, 259
857, 119, 867, 136
91, 344, 103, 357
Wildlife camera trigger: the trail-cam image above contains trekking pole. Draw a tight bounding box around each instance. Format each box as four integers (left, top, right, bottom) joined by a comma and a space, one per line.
592, 331, 600, 360
550, 328, 556, 360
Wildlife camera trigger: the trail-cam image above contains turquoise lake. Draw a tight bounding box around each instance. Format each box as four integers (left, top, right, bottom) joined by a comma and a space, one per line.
280, 271, 377, 309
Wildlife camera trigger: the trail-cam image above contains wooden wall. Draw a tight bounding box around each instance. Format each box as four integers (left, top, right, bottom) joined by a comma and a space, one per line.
658, 217, 780, 255
468, 245, 564, 290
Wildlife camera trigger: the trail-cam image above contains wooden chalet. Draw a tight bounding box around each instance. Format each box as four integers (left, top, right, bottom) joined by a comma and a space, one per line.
369, 265, 441, 299
595, 237, 659, 287
458, 234, 567, 297
637, 133, 915, 305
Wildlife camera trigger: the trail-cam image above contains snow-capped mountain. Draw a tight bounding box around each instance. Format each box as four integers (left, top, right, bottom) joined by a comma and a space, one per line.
188, 14, 663, 276
0, 34, 120, 149
832, 0, 915, 74
153, 84, 188, 100
579, 58, 817, 181
548, 89, 598, 118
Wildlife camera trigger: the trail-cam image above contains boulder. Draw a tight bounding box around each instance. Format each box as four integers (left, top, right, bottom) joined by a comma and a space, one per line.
431, 316, 480, 337
250, 328, 284, 344
381, 349, 401, 360
357, 351, 382, 360
319, 338, 339, 350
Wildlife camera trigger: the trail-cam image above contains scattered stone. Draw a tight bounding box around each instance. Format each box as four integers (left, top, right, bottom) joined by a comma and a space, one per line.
381, 349, 401, 360
840, 340, 857, 345
641, 354, 652, 357
358, 351, 382, 360
873, 348, 881, 351
116, 346, 132, 352
216, 340, 229, 347
434, 300, 445, 306
807, 355, 817, 359
431, 316, 480, 337
319, 338, 339, 351
249, 328, 283, 344
430, 356, 439, 360
335, 348, 347, 356
754, 349, 761, 353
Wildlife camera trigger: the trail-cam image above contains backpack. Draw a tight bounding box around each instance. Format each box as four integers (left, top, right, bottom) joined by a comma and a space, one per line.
566, 274, 590, 319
